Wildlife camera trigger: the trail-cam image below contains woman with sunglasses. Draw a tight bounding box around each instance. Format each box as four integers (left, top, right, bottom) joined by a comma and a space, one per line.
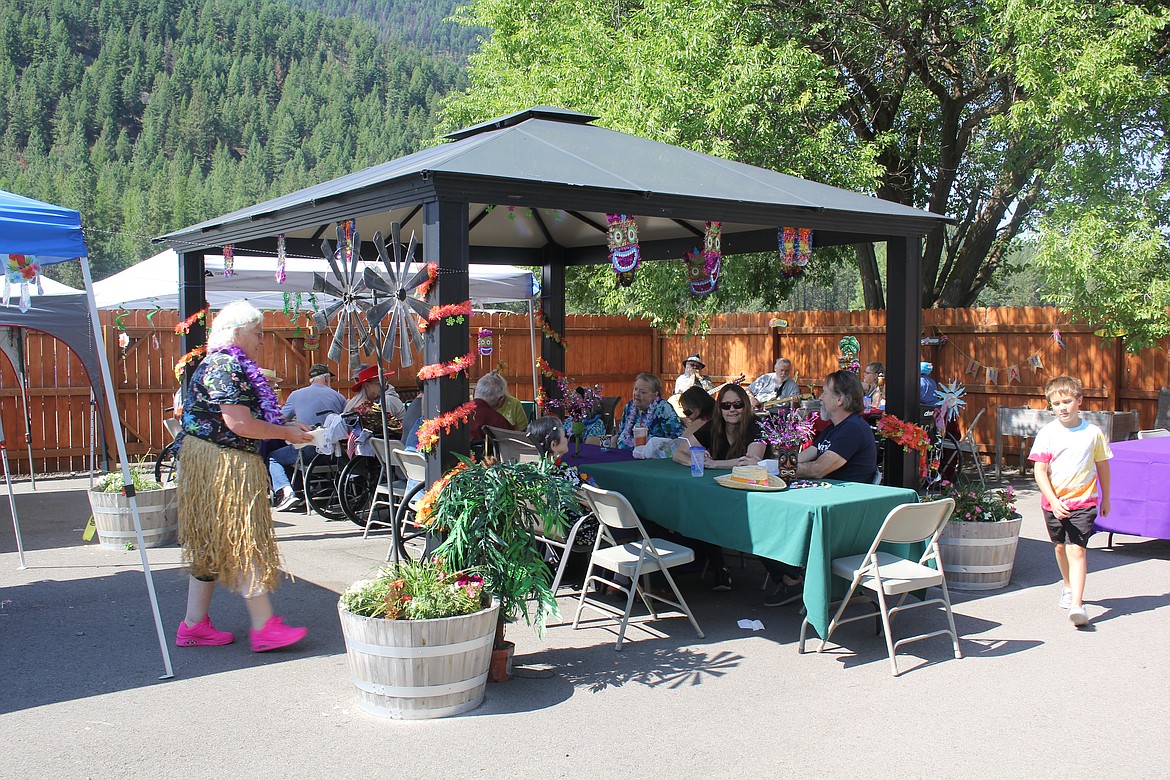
678, 385, 715, 437
675, 383, 766, 470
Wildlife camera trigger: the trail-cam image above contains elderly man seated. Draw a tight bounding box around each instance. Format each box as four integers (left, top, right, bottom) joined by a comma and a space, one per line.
268, 363, 346, 511
748, 357, 801, 408
469, 371, 515, 446
344, 364, 406, 418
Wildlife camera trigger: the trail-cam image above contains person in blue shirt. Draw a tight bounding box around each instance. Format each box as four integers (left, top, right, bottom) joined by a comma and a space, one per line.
919, 361, 940, 409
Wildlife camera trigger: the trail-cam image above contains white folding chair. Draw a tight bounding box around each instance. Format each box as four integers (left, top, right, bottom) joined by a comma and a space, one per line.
1137, 428, 1170, 439
384, 448, 429, 562
574, 484, 704, 650
534, 493, 599, 612
361, 438, 403, 539
798, 498, 962, 676
941, 407, 986, 486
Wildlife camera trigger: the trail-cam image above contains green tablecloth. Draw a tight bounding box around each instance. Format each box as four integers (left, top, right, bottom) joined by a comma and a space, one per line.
581, 458, 920, 639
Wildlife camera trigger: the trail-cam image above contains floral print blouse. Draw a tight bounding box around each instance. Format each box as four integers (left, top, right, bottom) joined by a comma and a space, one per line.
614, 398, 684, 449
180, 352, 264, 453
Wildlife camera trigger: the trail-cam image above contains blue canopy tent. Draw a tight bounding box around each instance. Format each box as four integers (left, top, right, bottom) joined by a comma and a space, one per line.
0, 189, 174, 678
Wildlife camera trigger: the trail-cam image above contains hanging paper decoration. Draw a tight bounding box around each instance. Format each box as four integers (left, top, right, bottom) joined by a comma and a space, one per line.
3, 254, 43, 312
222, 245, 235, 278
936, 381, 967, 422
607, 214, 641, 287
777, 227, 813, 277
683, 221, 722, 296
117, 332, 130, 353
305, 328, 320, 351
986, 367, 999, 384
114, 309, 128, 330
965, 358, 979, 376
151, 332, 160, 350
145, 304, 162, 326
1008, 365, 1022, 384
838, 336, 861, 374
276, 233, 287, 284
1029, 354, 1044, 372
478, 327, 494, 357
1052, 329, 1067, 349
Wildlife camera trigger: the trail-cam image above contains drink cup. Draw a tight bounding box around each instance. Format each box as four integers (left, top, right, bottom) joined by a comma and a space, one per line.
758, 458, 779, 476
633, 426, 649, 447
864, 395, 872, 410
599, 435, 611, 452
690, 446, 705, 477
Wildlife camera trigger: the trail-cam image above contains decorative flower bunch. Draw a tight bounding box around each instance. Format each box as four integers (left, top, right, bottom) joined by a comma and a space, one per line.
875, 413, 931, 478
535, 356, 566, 381
416, 351, 477, 381
173, 345, 207, 382
759, 409, 817, 449
414, 263, 439, 299
533, 309, 567, 349
929, 480, 1017, 523
174, 307, 208, 335
416, 400, 477, 453
543, 378, 602, 424
339, 557, 486, 621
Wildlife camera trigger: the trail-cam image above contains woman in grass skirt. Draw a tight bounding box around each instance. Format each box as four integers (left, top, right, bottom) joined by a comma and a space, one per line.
173, 301, 315, 652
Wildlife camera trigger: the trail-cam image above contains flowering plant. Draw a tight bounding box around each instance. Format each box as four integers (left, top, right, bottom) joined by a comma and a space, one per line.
876, 413, 932, 478
543, 378, 602, 424
339, 558, 487, 620
759, 409, 816, 449
928, 480, 1018, 523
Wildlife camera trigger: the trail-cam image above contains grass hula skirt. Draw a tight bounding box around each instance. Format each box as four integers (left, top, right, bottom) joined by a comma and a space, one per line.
177, 435, 283, 594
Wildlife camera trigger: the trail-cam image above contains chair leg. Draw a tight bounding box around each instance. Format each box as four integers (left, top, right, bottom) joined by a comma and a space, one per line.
614, 572, 642, 650
939, 581, 963, 660
872, 586, 900, 676
658, 565, 704, 639
571, 563, 597, 630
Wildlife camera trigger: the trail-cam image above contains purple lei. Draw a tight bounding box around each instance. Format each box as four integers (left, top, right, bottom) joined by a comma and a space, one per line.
209, 344, 286, 425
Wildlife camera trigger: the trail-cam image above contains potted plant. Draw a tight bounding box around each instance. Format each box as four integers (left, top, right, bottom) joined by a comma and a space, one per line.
759, 410, 816, 479
87, 465, 177, 549
414, 456, 580, 680
337, 558, 498, 720
928, 480, 1022, 590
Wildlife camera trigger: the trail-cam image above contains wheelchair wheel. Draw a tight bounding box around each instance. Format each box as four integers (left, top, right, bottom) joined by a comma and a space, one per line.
303, 452, 347, 520
155, 442, 178, 485
387, 481, 432, 562
338, 456, 391, 528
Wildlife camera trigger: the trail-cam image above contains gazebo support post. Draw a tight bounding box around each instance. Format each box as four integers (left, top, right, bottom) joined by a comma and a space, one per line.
540, 248, 566, 404
885, 235, 925, 489
178, 249, 207, 394
424, 199, 470, 484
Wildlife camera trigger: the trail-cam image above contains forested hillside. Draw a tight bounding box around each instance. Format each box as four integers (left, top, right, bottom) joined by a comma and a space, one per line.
286, 0, 484, 56
0, 0, 468, 284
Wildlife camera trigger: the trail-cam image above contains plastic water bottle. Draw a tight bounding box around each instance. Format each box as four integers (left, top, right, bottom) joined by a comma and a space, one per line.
690, 446, 705, 477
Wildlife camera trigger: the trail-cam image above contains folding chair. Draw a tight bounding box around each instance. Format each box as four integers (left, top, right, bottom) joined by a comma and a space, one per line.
533, 493, 599, 615
798, 498, 962, 676
361, 437, 404, 539
384, 448, 430, 563
484, 425, 538, 462
574, 484, 704, 650
941, 407, 986, 486
598, 396, 621, 434
1137, 428, 1170, 439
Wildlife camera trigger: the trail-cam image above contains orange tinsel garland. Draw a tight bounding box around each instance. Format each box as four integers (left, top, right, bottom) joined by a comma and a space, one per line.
414, 459, 471, 527
414, 263, 439, 299
174, 307, 209, 335
173, 345, 207, 382
875, 413, 931, 478
416, 401, 477, 454
416, 351, 477, 381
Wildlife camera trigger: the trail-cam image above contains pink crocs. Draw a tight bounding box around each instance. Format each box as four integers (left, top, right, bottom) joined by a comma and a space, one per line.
175, 615, 235, 647
250, 615, 308, 653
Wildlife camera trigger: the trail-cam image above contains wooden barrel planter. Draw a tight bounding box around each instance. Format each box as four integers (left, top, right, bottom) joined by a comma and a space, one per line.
938, 515, 1023, 591
338, 600, 499, 720
88, 486, 178, 549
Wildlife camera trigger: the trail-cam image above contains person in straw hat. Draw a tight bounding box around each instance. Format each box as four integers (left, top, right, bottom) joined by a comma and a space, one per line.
173, 300, 313, 653
674, 353, 714, 396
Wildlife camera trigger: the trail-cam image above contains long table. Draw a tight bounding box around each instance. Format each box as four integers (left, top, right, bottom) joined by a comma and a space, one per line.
1095, 437, 1170, 541
577, 456, 921, 640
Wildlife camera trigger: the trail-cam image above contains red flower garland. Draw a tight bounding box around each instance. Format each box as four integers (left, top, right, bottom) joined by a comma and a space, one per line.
415, 263, 439, 299
416, 351, 477, 381
174, 307, 209, 335
875, 413, 931, 478
418, 300, 473, 331
173, 345, 207, 382
533, 309, 567, 349
535, 357, 569, 410
416, 401, 478, 454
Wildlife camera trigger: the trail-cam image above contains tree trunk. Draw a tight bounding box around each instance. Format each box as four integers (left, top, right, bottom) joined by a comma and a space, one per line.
856, 242, 885, 309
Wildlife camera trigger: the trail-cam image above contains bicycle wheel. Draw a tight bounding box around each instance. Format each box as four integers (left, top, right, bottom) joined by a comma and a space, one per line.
155, 442, 178, 485
303, 452, 347, 520
339, 456, 391, 528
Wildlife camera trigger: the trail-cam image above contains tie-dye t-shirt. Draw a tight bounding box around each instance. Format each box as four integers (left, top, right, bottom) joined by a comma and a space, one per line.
1027, 418, 1112, 511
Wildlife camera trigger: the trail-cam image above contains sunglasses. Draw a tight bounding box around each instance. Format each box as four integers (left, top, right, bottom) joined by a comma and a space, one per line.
683, 408, 696, 418
720, 401, 746, 410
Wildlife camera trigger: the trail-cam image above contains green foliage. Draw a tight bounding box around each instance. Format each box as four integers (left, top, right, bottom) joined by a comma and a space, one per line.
0, 0, 466, 285
419, 456, 578, 638
339, 558, 487, 620
443, 0, 1170, 313
284, 0, 486, 57
94, 467, 163, 493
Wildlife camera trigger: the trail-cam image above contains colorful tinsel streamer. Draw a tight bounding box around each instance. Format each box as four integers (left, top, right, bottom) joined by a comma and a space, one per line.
875, 413, 931, 479
416, 401, 478, 454
426, 301, 473, 324
174, 307, 208, 335
415, 263, 439, 299
222, 244, 235, 278
778, 226, 813, 278
173, 345, 207, 382
276, 234, 287, 284
416, 351, 478, 381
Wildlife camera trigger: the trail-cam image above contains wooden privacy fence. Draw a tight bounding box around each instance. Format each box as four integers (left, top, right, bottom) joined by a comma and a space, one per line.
2, 306, 1167, 474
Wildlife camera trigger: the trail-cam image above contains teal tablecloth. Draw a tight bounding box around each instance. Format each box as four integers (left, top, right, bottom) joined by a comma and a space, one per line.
581, 458, 921, 639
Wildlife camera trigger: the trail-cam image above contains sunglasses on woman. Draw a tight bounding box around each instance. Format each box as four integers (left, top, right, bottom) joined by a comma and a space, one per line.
720, 401, 745, 410
683, 408, 696, 418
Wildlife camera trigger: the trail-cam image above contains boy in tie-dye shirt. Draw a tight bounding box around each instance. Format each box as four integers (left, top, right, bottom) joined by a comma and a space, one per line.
1028, 376, 1112, 628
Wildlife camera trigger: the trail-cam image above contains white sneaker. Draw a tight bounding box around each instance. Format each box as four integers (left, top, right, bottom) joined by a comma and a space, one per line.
1068, 604, 1089, 627
1058, 588, 1073, 610
274, 488, 300, 512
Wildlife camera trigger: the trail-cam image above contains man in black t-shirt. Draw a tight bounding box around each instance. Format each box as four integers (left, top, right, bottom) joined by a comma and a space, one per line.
796, 370, 877, 483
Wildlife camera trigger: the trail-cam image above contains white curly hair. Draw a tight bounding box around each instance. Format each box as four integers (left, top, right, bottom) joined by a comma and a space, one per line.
207, 300, 263, 349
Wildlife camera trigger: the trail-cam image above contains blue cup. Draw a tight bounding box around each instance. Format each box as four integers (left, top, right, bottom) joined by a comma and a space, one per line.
690, 446, 705, 477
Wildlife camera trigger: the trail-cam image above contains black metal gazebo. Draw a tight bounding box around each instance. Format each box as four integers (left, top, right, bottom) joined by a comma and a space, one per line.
159, 106, 949, 487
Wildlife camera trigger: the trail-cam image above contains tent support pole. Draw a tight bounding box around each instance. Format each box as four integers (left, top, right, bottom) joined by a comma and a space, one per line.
80, 257, 175, 679
18, 334, 34, 489
1, 411, 27, 569
89, 390, 96, 489
527, 300, 538, 405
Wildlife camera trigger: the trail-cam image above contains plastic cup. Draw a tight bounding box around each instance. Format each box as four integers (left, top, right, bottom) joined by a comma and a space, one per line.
633, 426, 649, 447
599, 436, 611, 452
690, 446, 705, 477
758, 458, 779, 476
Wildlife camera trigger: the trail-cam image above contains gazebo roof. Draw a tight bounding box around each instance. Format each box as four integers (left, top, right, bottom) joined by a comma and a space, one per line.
159, 107, 949, 261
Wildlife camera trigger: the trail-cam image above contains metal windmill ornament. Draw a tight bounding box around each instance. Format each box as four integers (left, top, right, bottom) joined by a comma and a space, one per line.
361, 222, 432, 368
312, 222, 376, 373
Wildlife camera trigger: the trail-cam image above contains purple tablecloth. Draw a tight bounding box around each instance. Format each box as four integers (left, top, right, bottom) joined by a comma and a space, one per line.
562, 442, 637, 467
1096, 437, 1170, 540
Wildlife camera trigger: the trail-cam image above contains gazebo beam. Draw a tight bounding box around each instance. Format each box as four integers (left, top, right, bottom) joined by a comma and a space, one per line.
884, 234, 925, 489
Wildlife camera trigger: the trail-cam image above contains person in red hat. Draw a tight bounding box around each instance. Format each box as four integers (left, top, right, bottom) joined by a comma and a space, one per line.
343, 364, 405, 418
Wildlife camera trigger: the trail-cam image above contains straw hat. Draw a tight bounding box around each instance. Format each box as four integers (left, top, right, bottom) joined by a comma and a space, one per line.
682, 354, 705, 370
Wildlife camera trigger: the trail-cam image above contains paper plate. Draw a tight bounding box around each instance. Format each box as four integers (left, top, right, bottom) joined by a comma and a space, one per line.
714, 474, 788, 492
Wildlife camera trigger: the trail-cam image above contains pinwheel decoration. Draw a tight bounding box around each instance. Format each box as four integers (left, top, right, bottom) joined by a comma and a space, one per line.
311, 222, 376, 373
936, 380, 967, 423
361, 222, 433, 368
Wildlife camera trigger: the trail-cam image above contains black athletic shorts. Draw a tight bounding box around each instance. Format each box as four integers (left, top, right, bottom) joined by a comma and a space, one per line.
1043, 506, 1097, 547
